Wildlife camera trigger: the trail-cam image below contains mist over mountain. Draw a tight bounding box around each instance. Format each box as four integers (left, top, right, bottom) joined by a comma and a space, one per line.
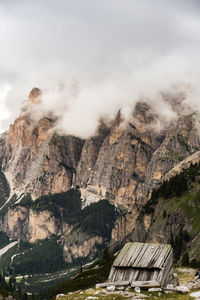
1, 0, 200, 137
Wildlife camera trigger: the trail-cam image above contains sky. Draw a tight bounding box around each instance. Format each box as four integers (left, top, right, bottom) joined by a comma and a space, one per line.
0, 0, 200, 137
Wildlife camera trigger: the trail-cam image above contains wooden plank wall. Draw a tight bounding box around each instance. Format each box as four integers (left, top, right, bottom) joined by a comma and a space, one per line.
109, 249, 173, 287
109, 267, 161, 283
160, 248, 174, 287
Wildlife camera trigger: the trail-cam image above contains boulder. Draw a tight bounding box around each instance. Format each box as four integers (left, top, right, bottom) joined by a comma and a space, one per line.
134, 287, 141, 293
173, 273, 179, 287
56, 294, 66, 299
106, 285, 115, 292
175, 285, 190, 293
117, 286, 125, 290
190, 291, 200, 298
148, 288, 162, 292
94, 291, 100, 295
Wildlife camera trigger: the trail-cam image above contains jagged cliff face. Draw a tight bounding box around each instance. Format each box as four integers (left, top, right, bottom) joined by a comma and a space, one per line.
1, 106, 84, 198
1, 89, 200, 262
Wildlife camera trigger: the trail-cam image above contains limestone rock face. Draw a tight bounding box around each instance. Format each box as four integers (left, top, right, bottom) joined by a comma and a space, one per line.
0, 206, 29, 240
77, 106, 200, 213
144, 114, 200, 197
28, 209, 59, 243
1, 113, 84, 198
63, 236, 104, 263
77, 104, 159, 208
0, 206, 59, 243
1, 90, 200, 254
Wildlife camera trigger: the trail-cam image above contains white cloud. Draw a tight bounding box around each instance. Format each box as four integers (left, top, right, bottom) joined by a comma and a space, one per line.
0, 0, 200, 136
0, 84, 11, 133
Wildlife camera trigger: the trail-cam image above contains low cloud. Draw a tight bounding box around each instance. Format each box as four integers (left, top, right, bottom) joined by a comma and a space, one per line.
0, 0, 200, 137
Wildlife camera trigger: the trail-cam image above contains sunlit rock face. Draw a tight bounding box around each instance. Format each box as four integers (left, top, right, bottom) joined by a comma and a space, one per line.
0, 96, 84, 198
77, 103, 200, 213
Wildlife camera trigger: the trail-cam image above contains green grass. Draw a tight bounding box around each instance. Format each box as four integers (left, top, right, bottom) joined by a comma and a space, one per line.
162, 186, 200, 235
52, 287, 194, 300
50, 251, 114, 298
2, 238, 68, 275
145, 292, 193, 300
137, 162, 200, 264
15, 267, 78, 296
60, 290, 126, 300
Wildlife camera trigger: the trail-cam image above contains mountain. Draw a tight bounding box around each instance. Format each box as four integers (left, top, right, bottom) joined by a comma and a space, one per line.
1, 88, 200, 294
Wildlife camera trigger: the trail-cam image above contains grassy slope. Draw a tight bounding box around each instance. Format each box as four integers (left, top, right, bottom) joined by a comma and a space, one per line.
59, 290, 193, 300
53, 267, 195, 300
50, 250, 114, 298
0, 238, 68, 275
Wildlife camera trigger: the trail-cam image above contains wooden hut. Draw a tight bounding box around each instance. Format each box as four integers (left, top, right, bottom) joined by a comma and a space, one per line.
108, 242, 173, 288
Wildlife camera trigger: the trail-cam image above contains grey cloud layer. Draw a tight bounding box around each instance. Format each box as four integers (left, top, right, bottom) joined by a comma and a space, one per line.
0, 0, 200, 136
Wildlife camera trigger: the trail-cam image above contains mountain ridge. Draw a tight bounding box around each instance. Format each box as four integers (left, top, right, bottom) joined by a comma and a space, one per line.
1, 89, 200, 282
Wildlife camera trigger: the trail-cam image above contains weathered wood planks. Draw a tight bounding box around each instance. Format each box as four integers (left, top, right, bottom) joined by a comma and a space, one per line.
113, 242, 172, 269
131, 281, 161, 288
109, 242, 173, 288
96, 281, 130, 288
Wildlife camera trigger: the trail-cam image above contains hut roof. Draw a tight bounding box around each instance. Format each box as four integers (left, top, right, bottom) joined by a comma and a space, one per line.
113, 242, 172, 269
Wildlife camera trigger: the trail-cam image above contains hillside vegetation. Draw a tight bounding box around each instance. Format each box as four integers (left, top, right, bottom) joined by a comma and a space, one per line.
50, 248, 114, 298
134, 161, 200, 266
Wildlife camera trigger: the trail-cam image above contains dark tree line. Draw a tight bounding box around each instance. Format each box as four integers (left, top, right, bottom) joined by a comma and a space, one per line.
151, 162, 200, 200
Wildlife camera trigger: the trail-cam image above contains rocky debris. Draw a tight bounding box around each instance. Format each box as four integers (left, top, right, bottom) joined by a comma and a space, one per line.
56, 294, 66, 299
190, 291, 200, 298
85, 289, 94, 293
173, 272, 179, 287
68, 277, 196, 300
101, 289, 148, 298
175, 285, 190, 293
94, 291, 100, 295
187, 279, 200, 290
117, 286, 125, 290
148, 288, 162, 292
134, 287, 141, 293
106, 285, 115, 292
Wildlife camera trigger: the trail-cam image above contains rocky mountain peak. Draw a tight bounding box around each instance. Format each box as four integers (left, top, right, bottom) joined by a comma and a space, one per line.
28, 87, 42, 104
1, 91, 200, 248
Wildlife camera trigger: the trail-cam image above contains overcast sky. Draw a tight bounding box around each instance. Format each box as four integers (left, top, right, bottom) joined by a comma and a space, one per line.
0, 0, 200, 136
